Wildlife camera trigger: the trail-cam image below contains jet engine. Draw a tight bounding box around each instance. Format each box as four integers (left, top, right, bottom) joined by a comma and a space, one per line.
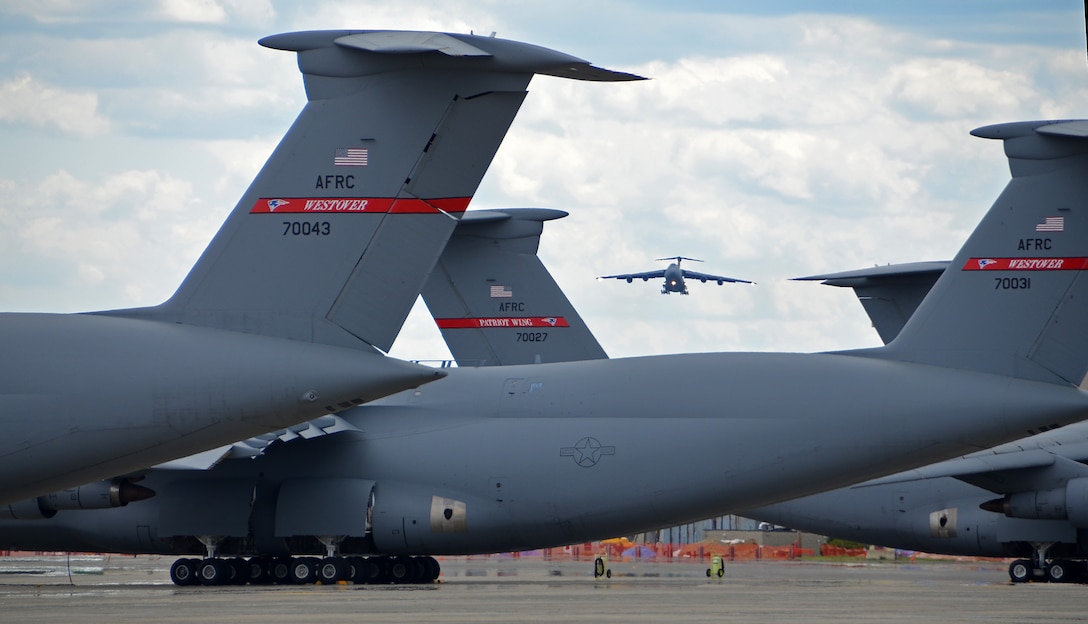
0, 478, 155, 520
981, 478, 1088, 527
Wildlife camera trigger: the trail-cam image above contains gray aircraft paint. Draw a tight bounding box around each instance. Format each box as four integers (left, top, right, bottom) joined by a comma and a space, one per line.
3, 52, 1088, 561
0, 30, 640, 505
600, 256, 752, 295
422, 208, 608, 366
794, 261, 949, 344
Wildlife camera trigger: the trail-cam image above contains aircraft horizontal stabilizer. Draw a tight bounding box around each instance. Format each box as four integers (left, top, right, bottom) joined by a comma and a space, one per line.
795, 261, 949, 344
868, 120, 1088, 387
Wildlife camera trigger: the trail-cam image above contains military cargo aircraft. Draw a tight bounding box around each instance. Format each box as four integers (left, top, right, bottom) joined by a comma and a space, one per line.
0, 29, 641, 506
2, 30, 1088, 589
599, 256, 752, 294
2, 108, 1088, 591
423, 208, 608, 366
745, 259, 1088, 585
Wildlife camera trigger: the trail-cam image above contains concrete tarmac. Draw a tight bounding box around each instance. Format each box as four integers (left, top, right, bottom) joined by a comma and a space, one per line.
0, 554, 1083, 623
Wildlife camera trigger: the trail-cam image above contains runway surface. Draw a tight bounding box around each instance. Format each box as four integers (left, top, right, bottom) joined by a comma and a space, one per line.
0, 554, 1084, 623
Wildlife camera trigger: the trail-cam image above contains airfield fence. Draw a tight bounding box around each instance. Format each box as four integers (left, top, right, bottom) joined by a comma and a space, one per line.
486, 542, 823, 562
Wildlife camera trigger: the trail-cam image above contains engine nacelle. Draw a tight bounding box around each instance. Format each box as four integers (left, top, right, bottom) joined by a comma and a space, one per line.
0, 498, 54, 520
40, 478, 155, 511
0, 478, 155, 520
983, 478, 1088, 527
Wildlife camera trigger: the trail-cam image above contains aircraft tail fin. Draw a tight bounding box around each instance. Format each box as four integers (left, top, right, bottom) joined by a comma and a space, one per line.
422, 208, 607, 365
871, 121, 1088, 387
795, 261, 948, 344
102, 30, 643, 353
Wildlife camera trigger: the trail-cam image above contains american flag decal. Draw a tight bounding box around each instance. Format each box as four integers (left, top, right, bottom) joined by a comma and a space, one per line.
1036, 216, 1064, 232
334, 148, 368, 166
489, 285, 513, 298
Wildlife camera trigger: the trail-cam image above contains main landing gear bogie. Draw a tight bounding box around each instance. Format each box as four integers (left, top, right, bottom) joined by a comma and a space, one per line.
1008, 558, 1088, 584
169, 554, 441, 587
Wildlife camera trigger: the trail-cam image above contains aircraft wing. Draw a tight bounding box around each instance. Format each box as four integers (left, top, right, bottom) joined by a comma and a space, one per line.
680, 269, 753, 285
599, 270, 666, 281
154, 414, 360, 470
854, 422, 1088, 495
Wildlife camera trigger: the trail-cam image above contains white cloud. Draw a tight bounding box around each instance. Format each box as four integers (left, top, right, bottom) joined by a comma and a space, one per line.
1, 2, 1081, 358
155, 0, 228, 24
0, 169, 216, 311
0, 74, 111, 137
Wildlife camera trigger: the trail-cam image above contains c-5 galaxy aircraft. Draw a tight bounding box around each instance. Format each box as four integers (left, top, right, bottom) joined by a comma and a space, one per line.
3, 33, 1088, 587
6, 112, 1088, 591
599, 256, 752, 294
744, 258, 1088, 584
424, 208, 608, 366
0, 29, 641, 506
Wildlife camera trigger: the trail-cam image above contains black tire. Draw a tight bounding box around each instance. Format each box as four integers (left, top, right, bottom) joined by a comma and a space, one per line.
198, 558, 229, 586
389, 556, 412, 584
594, 557, 605, 578
706, 568, 711, 577
228, 557, 249, 585
345, 556, 362, 584
290, 557, 318, 584
248, 557, 273, 585
361, 557, 385, 584
1009, 559, 1032, 583
169, 558, 199, 586
606, 569, 612, 579
271, 557, 293, 584
716, 567, 724, 578
423, 556, 441, 582
318, 557, 348, 583
1047, 560, 1070, 583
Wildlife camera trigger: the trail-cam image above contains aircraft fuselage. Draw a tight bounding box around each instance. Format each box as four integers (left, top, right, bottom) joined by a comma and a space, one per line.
0, 312, 437, 505
1, 351, 1085, 557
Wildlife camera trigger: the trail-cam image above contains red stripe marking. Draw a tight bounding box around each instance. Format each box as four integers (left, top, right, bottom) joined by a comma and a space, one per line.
250, 197, 472, 214
962, 257, 1088, 271
435, 317, 570, 329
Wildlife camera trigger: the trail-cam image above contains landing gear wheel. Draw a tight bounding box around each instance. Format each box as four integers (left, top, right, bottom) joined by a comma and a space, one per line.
198, 558, 230, 586
170, 558, 199, 586
422, 556, 441, 582
1046, 560, 1071, 583
359, 557, 383, 584
290, 557, 318, 584
271, 557, 293, 584
388, 556, 412, 584
1009, 559, 1032, 583
318, 557, 348, 583
228, 557, 249, 585
248, 557, 274, 585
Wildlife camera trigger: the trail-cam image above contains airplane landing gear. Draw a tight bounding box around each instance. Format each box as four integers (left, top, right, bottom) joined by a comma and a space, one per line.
169, 558, 200, 586
1008, 559, 1032, 583
167, 554, 441, 587
1007, 543, 1087, 584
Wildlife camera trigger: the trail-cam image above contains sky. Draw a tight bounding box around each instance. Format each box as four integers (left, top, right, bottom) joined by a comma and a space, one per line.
1, 0, 1086, 362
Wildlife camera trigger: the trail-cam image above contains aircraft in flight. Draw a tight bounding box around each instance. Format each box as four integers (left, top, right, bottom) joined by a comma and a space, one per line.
2, 31, 1088, 589
598, 256, 752, 294
0, 29, 641, 506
